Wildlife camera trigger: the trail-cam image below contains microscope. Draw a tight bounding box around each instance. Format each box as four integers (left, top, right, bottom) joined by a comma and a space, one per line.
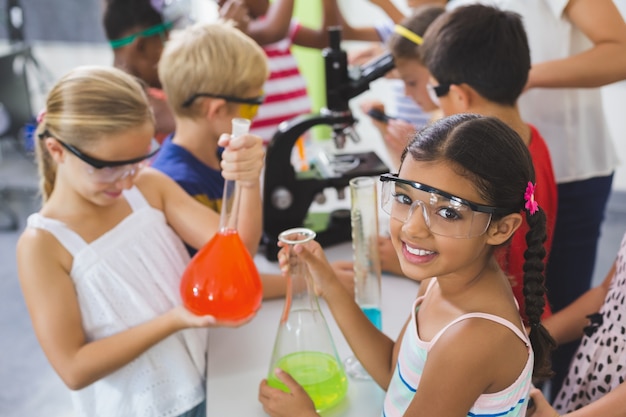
262, 26, 394, 260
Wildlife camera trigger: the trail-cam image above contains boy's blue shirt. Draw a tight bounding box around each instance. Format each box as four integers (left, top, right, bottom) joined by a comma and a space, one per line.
151, 134, 224, 257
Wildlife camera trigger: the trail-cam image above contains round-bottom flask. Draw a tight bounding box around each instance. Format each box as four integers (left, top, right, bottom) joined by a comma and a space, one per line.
267, 228, 348, 412
179, 118, 263, 321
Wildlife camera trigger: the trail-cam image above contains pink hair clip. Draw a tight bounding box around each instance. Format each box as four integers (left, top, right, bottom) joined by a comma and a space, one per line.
524, 182, 539, 215
36, 109, 46, 124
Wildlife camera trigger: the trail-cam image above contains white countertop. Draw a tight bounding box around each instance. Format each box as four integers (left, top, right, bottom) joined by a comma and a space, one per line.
206, 241, 420, 416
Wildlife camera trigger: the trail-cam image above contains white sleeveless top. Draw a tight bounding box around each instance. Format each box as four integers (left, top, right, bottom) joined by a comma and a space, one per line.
27, 186, 207, 417
383, 280, 533, 417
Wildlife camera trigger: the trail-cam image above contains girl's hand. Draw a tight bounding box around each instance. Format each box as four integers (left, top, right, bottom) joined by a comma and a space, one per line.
526, 388, 557, 417
218, 132, 265, 188
359, 100, 391, 144
359, 99, 386, 120
385, 119, 416, 159
277, 240, 337, 298
258, 369, 319, 417
219, 0, 250, 32
172, 305, 256, 329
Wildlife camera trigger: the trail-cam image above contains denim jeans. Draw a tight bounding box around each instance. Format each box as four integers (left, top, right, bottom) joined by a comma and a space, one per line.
546, 173, 613, 399
178, 400, 206, 417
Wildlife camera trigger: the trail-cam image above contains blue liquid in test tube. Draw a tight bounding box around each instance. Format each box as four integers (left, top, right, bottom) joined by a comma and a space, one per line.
361, 306, 382, 330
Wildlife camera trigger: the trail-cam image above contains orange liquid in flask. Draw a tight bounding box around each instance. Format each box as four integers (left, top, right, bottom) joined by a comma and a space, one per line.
180, 229, 262, 321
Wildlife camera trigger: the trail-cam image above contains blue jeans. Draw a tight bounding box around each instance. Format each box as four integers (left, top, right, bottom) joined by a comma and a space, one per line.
178, 400, 206, 417
546, 174, 613, 398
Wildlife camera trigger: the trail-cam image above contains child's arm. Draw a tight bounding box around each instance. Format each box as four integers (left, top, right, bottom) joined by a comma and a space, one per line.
368, 0, 405, 24
286, 241, 398, 387
258, 240, 411, 415
526, 0, 626, 89
542, 261, 614, 345
16, 230, 227, 390
403, 317, 529, 415
260, 260, 356, 301
288, 0, 334, 49
149, 133, 264, 255
245, 0, 295, 45
327, 0, 381, 42
218, 0, 250, 32
260, 273, 287, 299
332, 0, 409, 42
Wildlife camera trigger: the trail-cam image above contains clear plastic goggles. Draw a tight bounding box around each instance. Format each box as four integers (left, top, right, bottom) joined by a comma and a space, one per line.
57, 138, 161, 184
379, 173, 507, 238
83, 160, 150, 183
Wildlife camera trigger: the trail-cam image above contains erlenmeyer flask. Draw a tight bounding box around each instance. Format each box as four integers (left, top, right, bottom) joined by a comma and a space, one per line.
344, 176, 382, 380
180, 118, 263, 321
267, 227, 348, 412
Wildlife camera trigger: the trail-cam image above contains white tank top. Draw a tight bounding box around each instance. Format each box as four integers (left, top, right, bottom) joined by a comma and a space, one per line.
27, 186, 207, 417
384, 280, 534, 417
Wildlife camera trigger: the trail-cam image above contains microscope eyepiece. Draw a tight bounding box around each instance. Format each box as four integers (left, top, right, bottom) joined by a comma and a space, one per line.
328, 26, 342, 50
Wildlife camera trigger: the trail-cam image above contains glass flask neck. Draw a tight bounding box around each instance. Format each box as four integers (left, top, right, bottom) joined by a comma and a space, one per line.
218, 117, 251, 234
219, 179, 239, 233
278, 228, 319, 323
283, 257, 320, 320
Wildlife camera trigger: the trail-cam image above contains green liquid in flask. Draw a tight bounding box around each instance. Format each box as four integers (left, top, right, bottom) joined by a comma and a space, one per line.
268, 351, 348, 412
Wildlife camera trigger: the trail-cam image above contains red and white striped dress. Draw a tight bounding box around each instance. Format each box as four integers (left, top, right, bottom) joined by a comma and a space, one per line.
251, 20, 312, 144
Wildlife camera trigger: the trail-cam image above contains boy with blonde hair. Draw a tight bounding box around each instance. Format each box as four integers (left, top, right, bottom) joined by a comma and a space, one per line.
154, 21, 267, 254
155, 21, 356, 299
154, 21, 297, 299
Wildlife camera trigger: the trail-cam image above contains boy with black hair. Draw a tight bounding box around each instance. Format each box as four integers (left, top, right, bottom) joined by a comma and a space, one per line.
418, 3, 557, 322
376, 4, 557, 323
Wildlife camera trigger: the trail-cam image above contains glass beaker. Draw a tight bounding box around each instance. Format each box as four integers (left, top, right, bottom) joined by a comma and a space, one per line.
343, 176, 382, 380
179, 118, 263, 321
267, 227, 348, 412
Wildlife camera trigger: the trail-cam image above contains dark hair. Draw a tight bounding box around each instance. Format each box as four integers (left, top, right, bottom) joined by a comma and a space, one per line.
420, 4, 530, 106
401, 113, 556, 380
103, 0, 163, 41
388, 5, 445, 61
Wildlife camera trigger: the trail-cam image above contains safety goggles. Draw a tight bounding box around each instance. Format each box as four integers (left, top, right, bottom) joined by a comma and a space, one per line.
181, 92, 265, 120
109, 21, 173, 49
426, 82, 450, 107
56, 137, 160, 183
109, 0, 193, 49
380, 173, 510, 238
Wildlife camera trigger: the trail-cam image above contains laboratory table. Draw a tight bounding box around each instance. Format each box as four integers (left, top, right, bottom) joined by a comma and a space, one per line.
206, 241, 420, 416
